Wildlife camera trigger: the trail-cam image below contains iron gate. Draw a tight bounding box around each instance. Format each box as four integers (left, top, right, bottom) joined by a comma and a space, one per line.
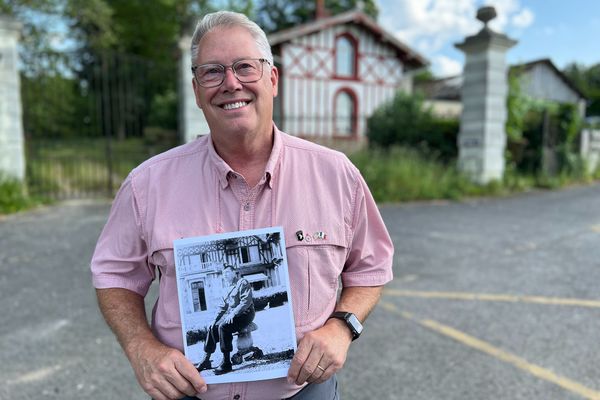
23, 51, 176, 199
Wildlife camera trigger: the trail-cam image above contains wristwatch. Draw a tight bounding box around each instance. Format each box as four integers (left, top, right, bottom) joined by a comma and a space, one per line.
328, 311, 363, 341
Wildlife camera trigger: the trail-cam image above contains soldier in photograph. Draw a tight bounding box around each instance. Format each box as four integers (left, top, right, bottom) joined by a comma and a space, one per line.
198, 264, 255, 375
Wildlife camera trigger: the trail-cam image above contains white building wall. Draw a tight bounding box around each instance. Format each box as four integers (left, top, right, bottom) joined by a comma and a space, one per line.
179, 35, 210, 143
279, 24, 407, 139
520, 64, 580, 104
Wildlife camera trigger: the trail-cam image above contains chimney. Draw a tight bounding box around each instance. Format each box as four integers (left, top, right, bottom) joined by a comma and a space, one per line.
316, 0, 329, 20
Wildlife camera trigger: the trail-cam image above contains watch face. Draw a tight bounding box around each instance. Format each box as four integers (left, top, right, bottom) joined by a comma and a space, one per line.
348, 313, 363, 335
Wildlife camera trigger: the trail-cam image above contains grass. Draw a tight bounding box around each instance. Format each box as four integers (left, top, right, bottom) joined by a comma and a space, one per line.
3, 140, 598, 215
0, 175, 38, 215
26, 137, 170, 198
350, 146, 599, 203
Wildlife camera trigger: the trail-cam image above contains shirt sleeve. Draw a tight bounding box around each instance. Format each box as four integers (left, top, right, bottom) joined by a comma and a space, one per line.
90, 175, 156, 296
342, 171, 394, 287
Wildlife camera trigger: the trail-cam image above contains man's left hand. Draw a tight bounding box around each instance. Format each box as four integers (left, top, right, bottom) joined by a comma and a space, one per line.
287, 318, 352, 385
223, 312, 234, 324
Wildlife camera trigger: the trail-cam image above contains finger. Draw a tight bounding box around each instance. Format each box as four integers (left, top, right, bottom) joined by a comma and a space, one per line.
287, 340, 314, 383
294, 348, 324, 385
147, 378, 186, 400
314, 363, 335, 384
174, 357, 208, 395
306, 358, 326, 383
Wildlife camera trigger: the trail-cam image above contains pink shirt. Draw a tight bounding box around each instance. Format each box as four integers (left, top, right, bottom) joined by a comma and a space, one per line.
91, 127, 393, 400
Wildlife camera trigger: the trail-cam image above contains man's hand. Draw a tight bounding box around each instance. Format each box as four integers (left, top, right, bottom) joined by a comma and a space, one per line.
223, 312, 235, 324
287, 319, 352, 386
128, 338, 207, 400
96, 288, 207, 400
286, 286, 384, 387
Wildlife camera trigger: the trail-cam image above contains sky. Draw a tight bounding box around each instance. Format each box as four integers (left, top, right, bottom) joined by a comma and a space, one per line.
377, 0, 600, 77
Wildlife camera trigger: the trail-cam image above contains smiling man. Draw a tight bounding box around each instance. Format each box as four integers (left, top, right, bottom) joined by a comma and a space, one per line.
91, 11, 393, 400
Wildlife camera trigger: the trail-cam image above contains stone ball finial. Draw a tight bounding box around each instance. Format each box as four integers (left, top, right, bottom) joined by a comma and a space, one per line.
476, 6, 497, 25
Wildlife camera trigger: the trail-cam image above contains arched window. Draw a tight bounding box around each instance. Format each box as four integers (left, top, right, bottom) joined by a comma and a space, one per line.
334, 89, 357, 136
335, 34, 357, 78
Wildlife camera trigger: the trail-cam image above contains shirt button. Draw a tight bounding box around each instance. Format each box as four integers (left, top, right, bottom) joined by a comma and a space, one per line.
233, 395, 241, 400
244, 203, 251, 211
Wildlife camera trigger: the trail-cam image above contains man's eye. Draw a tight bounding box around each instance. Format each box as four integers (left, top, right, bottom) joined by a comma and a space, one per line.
236, 63, 257, 73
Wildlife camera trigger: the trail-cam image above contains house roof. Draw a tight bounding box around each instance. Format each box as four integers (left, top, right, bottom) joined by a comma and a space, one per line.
414, 75, 462, 100
415, 58, 587, 101
267, 10, 429, 70
511, 58, 587, 100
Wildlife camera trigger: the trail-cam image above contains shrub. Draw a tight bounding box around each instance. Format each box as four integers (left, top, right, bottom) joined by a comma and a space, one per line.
367, 91, 459, 161
0, 175, 34, 214
186, 327, 207, 346
253, 290, 288, 311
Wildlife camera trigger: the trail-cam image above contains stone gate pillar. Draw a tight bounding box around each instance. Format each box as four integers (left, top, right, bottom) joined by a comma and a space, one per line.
0, 16, 25, 181
179, 35, 210, 143
455, 7, 517, 184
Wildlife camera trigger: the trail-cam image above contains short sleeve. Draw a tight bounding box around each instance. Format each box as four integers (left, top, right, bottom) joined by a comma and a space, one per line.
342, 171, 394, 287
90, 176, 155, 296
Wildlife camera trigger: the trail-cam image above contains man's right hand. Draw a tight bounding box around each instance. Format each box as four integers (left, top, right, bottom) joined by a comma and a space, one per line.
96, 288, 207, 400
128, 337, 207, 400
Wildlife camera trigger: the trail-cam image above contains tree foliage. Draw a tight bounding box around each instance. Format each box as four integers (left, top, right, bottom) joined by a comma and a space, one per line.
256, 0, 378, 33
563, 62, 600, 117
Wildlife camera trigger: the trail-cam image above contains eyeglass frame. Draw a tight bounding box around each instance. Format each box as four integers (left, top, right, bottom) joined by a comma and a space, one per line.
191, 58, 271, 88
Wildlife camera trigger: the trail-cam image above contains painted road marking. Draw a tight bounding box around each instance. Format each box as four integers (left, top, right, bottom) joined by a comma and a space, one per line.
384, 289, 600, 308
381, 301, 600, 400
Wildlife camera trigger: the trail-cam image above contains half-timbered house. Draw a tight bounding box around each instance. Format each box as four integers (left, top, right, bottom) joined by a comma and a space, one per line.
268, 10, 428, 144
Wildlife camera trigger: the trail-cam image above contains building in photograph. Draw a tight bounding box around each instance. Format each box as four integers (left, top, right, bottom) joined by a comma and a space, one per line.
176, 233, 284, 317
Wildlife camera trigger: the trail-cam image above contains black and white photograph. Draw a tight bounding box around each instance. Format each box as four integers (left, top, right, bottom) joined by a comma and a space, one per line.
174, 227, 296, 384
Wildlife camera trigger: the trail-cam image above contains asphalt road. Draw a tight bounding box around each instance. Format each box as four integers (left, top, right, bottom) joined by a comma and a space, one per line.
2, 183, 600, 400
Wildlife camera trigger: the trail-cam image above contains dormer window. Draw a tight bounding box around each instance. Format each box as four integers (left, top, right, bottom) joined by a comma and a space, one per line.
335, 34, 357, 78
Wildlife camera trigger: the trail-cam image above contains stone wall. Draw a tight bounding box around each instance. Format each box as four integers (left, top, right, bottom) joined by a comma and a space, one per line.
580, 129, 600, 173
0, 16, 25, 181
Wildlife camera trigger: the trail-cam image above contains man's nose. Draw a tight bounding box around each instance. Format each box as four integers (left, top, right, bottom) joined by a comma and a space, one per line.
222, 67, 242, 91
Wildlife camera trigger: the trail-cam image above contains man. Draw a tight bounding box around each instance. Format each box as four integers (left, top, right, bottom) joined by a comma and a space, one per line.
198, 264, 255, 375
91, 10, 393, 400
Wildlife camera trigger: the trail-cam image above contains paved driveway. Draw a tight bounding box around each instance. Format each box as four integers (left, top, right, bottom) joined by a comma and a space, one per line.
1, 183, 600, 399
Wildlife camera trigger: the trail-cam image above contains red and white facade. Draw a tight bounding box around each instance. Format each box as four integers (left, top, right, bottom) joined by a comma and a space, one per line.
269, 11, 428, 142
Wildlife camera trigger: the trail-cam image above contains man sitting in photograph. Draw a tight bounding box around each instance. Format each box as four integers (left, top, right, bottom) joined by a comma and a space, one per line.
198, 264, 255, 375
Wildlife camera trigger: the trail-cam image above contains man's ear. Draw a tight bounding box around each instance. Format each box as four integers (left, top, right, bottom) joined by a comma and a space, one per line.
270, 65, 279, 98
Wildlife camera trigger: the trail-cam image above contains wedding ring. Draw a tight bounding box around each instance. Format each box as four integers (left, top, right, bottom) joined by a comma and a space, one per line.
317, 365, 325, 372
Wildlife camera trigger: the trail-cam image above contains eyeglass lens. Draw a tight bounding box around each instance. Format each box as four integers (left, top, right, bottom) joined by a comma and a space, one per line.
194, 59, 264, 87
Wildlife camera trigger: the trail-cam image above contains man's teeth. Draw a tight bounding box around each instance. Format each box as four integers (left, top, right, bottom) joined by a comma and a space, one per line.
223, 101, 248, 110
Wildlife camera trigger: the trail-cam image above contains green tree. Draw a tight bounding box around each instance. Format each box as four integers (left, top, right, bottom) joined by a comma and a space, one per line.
256, 0, 378, 33
563, 62, 600, 117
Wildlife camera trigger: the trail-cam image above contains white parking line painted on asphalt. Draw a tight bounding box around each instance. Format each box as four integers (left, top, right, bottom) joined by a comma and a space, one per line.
384, 289, 600, 308
5, 364, 63, 385
380, 301, 600, 400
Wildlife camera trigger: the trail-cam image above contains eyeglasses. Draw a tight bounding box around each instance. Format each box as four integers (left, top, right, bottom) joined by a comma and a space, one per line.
191, 58, 270, 88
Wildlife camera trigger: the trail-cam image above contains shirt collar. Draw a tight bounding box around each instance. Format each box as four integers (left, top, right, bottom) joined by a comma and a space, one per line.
208, 123, 283, 189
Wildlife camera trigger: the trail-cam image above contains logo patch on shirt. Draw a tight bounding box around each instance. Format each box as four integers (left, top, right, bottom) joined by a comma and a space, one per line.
314, 231, 327, 240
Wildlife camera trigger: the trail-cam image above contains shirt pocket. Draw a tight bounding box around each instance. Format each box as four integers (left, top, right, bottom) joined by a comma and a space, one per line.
149, 247, 181, 325
285, 225, 348, 327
